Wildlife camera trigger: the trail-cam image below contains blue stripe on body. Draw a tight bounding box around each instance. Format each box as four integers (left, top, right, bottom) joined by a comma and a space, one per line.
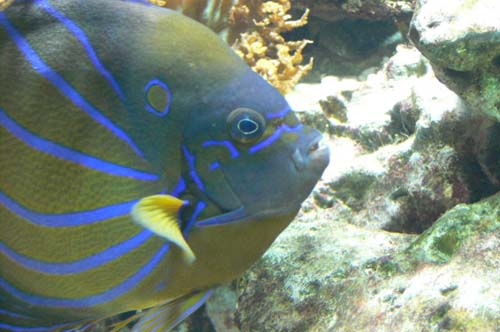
0, 244, 170, 308
209, 161, 220, 171
0, 191, 135, 227
0, 322, 77, 332
266, 106, 290, 119
183, 201, 206, 236
0, 319, 90, 332
170, 177, 186, 197
181, 145, 205, 191
249, 124, 303, 154
0, 230, 153, 274
36, 0, 126, 102
0, 13, 143, 157
0, 308, 35, 320
0, 109, 158, 181
195, 207, 246, 227
201, 140, 239, 158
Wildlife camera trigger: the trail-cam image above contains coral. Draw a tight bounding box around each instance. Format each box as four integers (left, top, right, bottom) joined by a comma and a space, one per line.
229, 0, 313, 93
149, 0, 313, 94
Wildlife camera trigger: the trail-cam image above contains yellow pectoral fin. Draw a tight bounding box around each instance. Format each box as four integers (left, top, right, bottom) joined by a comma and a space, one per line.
0, 0, 14, 11
131, 195, 195, 264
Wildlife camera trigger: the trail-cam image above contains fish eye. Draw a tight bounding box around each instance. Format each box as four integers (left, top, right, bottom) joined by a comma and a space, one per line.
227, 108, 266, 143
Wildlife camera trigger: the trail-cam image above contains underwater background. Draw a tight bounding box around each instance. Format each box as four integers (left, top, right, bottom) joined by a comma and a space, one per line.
1, 0, 499, 331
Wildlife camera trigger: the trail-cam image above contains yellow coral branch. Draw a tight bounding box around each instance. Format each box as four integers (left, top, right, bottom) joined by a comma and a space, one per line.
230, 0, 313, 93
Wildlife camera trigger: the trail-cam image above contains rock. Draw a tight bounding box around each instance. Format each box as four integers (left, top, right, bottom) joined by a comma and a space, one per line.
236, 213, 416, 332
205, 285, 240, 332
409, 0, 500, 121
292, 0, 414, 23
289, 45, 433, 152
288, 44, 499, 233
205, 5, 500, 331
305, 17, 403, 77
405, 192, 500, 264
235, 193, 500, 332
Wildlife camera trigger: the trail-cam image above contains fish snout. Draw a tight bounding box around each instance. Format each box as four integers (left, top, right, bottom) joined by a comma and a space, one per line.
291, 127, 330, 172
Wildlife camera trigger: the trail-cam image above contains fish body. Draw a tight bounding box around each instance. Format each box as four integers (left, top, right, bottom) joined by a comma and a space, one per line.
0, 0, 329, 330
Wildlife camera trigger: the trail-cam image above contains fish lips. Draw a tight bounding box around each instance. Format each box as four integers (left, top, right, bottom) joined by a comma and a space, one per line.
196, 129, 330, 228
291, 129, 330, 172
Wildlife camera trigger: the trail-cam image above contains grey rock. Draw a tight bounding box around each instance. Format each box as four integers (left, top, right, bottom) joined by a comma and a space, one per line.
292, 0, 414, 23
289, 44, 499, 233
409, 0, 500, 121
235, 193, 500, 332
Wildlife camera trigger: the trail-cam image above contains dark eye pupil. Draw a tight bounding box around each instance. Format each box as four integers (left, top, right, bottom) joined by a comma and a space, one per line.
238, 119, 258, 134
227, 107, 266, 143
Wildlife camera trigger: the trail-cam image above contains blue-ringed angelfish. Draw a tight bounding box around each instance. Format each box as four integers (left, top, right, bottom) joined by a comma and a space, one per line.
0, 0, 329, 331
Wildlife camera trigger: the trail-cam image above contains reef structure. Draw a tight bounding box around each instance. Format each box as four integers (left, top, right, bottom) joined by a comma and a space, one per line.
150, 0, 313, 93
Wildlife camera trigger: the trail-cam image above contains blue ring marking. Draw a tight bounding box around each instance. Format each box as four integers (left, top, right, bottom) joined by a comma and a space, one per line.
0, 191, 135, 227
170, 177, 186, 197
0, 13, 143, 157
249, 124, 303, 154
0, 230, 153, 275
36, 0, 126, 102
183, 201, 206, 237
266, 106, 290, 120
0, 244, 170, 308
0, 109, 158, 181
209, 161, 220, 171
181, 145, 205, 192
144, 79, 171, 116
201, 140, 239, 158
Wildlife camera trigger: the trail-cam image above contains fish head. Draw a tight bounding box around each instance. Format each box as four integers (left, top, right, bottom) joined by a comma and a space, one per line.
109, 4, 328, 225
182, 68, 329, 226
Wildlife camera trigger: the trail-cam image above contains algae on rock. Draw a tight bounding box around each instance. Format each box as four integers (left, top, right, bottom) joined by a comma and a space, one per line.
409, 0, 500, 121
405, 193, 500, 265
234, 193, 500, 332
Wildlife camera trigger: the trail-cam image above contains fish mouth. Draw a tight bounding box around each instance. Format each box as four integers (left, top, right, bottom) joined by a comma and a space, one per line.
292, 130, 329, 171
195, 205, 298, 227
307, 135, 329, 159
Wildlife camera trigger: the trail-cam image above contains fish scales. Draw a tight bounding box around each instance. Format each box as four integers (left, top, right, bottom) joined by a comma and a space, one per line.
0, 0, 329, 331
